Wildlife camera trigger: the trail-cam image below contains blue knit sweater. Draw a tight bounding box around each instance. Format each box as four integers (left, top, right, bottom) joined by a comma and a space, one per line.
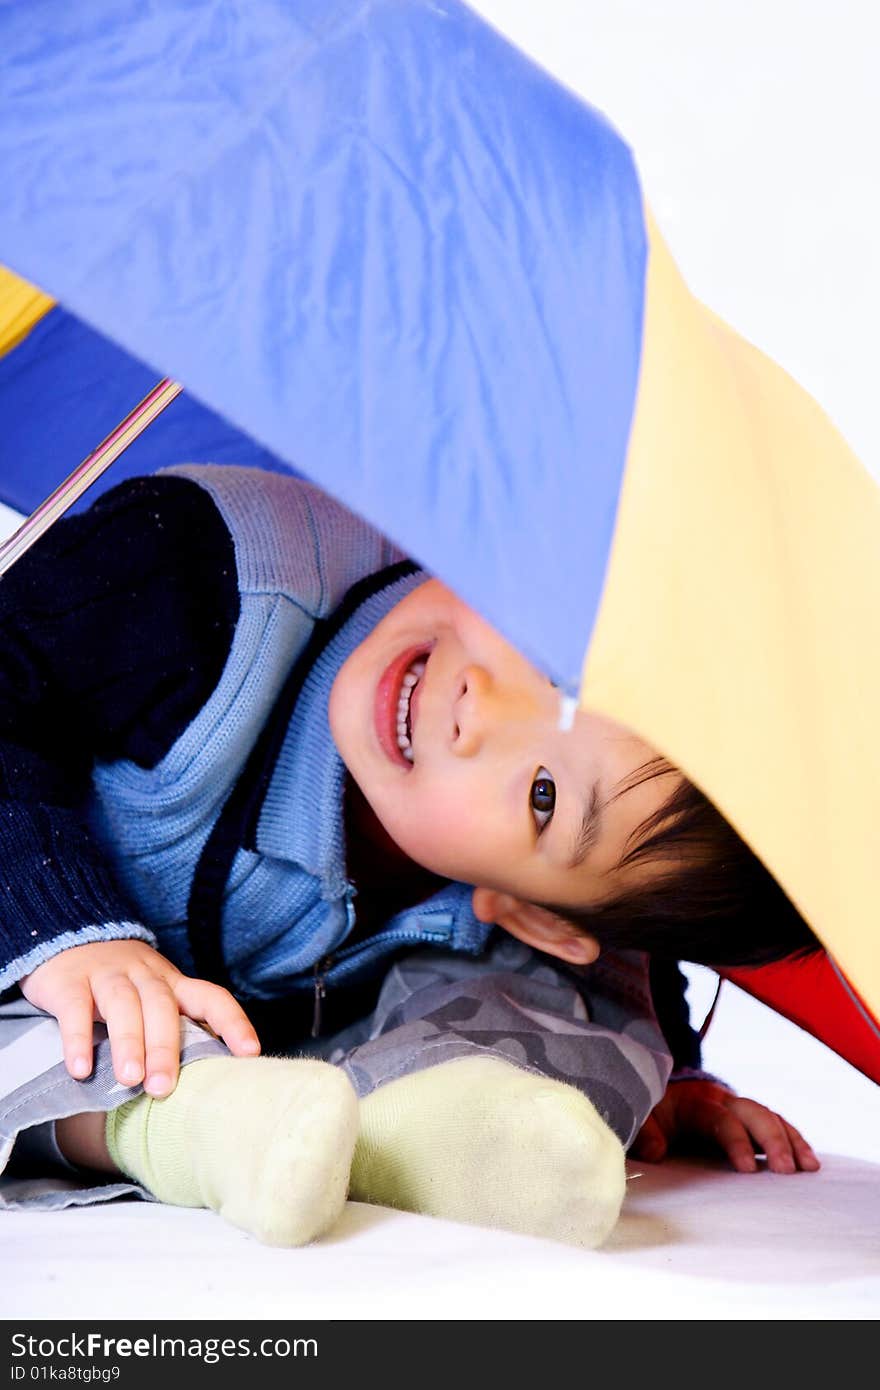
0, 465, 492, 1018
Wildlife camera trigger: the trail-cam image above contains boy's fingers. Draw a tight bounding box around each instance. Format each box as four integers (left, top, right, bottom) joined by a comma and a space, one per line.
173, 976, 260, 1056
782, 1119, 821, 1172
708, 1109, 758, 1173
728, 1099, 797, 1173
55, 983, 98, 1080
678, 1096, 758, 1171
137, 976, 185, 1097
91, 974, 146, 1088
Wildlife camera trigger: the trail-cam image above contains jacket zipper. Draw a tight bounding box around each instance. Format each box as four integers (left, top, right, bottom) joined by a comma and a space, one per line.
311, 955, 333, 1037
308, 924, 453, 1037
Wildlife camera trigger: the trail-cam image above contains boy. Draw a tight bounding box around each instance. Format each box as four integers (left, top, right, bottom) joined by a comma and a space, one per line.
0, 466, 817, 1246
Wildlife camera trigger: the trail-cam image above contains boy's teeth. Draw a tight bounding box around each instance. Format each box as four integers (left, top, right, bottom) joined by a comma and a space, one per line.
395, 656, 426, 760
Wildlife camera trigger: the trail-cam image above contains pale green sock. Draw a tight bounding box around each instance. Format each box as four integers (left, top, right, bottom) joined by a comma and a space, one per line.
106, 1056, 358, 1246
350, 1056, 626, 1248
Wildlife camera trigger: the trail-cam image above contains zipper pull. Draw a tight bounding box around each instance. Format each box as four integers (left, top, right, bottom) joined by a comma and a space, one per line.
311, 959, 329, 1038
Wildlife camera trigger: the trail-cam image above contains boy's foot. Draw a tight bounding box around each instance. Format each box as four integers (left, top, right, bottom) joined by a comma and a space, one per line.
106, 1056, 358, 1245
349, 1055, 626, 1247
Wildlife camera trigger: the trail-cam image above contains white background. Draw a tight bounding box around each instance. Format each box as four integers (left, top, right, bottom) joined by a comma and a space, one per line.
2, 2, 877, 1163
472, 0, 880, 478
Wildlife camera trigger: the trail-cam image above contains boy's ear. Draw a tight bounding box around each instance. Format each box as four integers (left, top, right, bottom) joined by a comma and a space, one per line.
471, 888, 600, 966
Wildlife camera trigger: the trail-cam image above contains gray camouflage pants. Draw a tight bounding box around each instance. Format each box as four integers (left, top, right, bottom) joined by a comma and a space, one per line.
0, 937, 670, 1210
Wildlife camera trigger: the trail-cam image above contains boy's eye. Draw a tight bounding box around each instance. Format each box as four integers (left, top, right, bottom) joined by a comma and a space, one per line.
530, 767, 556, 833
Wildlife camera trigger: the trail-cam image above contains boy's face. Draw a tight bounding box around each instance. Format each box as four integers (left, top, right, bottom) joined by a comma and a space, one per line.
329, 580, 679, 941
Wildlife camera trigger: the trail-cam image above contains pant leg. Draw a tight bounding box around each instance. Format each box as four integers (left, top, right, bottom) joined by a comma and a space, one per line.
311, 937, 672, 1149
0, 994, 226, 1210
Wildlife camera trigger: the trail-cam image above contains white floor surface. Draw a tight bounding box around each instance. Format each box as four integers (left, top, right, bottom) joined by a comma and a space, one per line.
4, 1150, 878, 1321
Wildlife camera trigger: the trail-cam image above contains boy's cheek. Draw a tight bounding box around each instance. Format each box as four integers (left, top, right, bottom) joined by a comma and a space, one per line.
382, 810, 445, 873
385, 792, 489, 881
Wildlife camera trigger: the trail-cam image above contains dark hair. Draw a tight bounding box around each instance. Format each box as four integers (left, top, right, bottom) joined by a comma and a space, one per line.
542, 757, 821, 968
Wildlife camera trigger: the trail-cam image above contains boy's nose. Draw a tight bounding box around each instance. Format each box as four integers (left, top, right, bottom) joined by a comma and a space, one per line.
450, 664, 492, 757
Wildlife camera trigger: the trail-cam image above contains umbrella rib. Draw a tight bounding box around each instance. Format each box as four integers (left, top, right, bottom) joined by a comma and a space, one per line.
0, 377, 183, 579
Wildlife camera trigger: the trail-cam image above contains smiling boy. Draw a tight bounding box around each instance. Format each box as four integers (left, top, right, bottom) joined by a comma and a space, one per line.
330, 576, 679, 958
0, 465, 818, 1246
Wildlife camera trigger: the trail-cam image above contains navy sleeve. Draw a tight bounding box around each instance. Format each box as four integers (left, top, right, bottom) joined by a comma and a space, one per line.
648, 957, 703, 1073
0, 474, 239, 990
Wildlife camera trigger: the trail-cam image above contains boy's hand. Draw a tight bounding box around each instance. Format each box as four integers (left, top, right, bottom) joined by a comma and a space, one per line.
630, 1078, 820, 1174
21, 939, 260, 1097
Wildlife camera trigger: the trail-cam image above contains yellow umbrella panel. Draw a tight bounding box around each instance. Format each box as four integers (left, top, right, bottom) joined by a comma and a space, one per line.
584, 213, 880, 1020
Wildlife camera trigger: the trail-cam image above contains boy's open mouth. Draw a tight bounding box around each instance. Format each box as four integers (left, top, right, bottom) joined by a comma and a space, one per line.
375, 644, 432, 768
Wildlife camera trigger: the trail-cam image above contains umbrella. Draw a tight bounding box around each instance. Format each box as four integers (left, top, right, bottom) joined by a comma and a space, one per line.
0, 0, 878, 1061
